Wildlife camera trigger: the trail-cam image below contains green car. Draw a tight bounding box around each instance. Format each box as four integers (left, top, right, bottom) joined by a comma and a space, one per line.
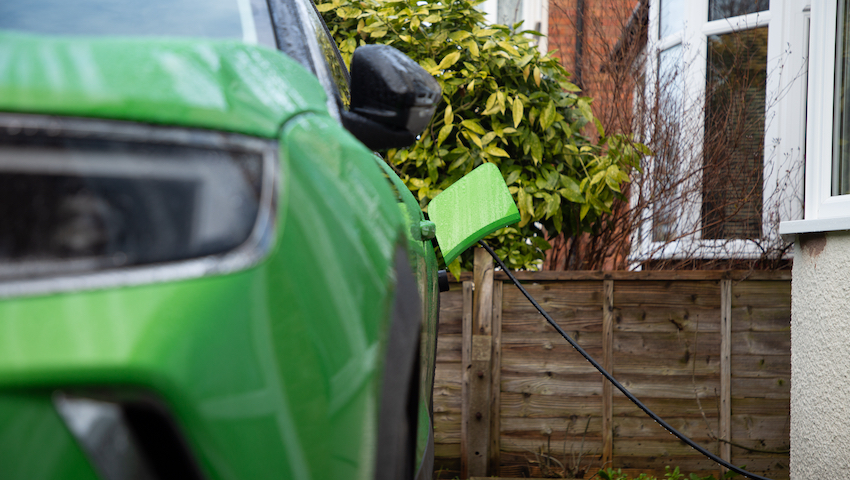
0, 1, 520, 479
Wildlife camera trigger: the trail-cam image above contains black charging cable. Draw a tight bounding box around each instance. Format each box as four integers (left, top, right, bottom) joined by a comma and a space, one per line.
477, 240, 773, 480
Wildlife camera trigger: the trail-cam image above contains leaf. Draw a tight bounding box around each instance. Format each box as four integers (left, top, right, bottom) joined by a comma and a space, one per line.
444, 103, 453, 125
420, 57, 440, 75
461, 119, 486, 134
529, 132, 542, 165
448, 152, 469, 171
447, 257, 462, 281
450, 30, 471, 41
316, 3, 336, 12
580, 203, 590, 220
545, 193, 560, 218
438, 50, 461, 70
466, 131, 483, 148
337, 6, 362, 18
594, 117, 605, 137
533, 66, 541, 86
462, 38, 479, 58
562, 81, 581, 92
544, 169, 559, 189
497, 40, 519, 56
559, 176, 584, 203
591, 170, 606, 185
511, 97, 524, 128
505, 169, 521, 185
482, 93, 501, 115
341, 37, 357, 53
437, 124, 453, 147
480, 131, 497, 145
474, 28, 498, 37
540, 101, 556, 131
485, 145, 510, 157
517, 53, 534, 67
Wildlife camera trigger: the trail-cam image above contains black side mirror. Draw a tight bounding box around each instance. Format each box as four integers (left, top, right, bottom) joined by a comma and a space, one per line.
342, 45, 441, 151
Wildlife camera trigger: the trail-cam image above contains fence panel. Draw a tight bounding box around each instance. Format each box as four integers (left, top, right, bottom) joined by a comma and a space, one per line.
433, 262, 791, 480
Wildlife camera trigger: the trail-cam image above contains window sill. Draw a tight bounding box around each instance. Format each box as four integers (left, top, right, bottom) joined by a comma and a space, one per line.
779, 217, 850, 240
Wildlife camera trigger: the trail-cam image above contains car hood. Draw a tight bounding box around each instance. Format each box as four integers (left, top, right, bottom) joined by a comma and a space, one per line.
0, 30, 330, 138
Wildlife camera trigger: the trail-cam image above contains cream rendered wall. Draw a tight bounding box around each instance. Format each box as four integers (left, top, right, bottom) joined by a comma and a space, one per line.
791, 231, 850, 478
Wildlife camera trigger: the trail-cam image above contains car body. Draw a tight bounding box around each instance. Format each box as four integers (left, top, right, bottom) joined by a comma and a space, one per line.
0, 1, 443, 479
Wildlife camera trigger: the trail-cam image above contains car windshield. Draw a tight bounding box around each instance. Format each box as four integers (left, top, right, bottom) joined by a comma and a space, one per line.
0, 0, 273, 45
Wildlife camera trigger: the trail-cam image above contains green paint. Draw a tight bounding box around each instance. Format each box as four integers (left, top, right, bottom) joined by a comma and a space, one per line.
0, 22, 449, 479
427, 163, 521, 265
0, 393, 99, 480
0, 31, 328, 138
0, 112, 408, 480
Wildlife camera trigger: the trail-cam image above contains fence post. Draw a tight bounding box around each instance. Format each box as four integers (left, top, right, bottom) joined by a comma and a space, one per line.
462, 248, 495, 477
719, 279, 732, 472
602, 279, 614, 469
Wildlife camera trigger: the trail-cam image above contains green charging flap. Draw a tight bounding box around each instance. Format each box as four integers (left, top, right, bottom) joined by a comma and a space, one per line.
427, 163, 520, 265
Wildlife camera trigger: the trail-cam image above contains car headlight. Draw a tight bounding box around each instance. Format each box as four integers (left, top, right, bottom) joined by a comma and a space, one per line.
0, 114, 277, 296
54, 391, 204, 480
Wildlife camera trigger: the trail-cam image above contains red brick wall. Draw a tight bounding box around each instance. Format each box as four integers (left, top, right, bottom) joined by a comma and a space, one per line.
543, 0, 646, 270
547, 0, 644, 136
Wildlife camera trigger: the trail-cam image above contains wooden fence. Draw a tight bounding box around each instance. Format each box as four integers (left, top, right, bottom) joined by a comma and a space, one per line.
433, 250, 791, 479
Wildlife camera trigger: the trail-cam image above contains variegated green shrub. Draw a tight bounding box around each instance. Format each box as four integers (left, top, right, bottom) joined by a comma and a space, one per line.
317, 0, 643, 273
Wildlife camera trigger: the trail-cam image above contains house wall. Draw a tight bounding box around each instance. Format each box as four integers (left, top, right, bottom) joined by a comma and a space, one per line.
547, 0, 639, 135
790, 231, 850, 479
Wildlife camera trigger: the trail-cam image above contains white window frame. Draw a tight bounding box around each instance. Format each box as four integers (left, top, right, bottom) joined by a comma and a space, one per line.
479, 0, 548, 54
634, 0, 808, 263
780, 1, 850, 236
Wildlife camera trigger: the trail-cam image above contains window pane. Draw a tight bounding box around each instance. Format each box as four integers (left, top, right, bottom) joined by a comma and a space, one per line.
659, 0, 684, 38
652, 45, 683, 242
702, 27, 768, 239
833, 0, 850, 195
708, 0, 769, 22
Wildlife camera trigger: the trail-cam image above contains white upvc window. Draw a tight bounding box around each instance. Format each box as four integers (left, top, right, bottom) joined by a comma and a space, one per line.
634, 0, 809, 264
781, 0, 850, 235
478, 0, 548, 54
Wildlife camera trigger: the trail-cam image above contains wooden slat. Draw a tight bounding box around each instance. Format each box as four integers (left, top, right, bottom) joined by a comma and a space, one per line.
615, 307, 722, 333
730, 376, 791, 398
730, 306, 791, 332
602, 279, 614, 469
720, 279, 732, 468
730, 397, 790, 415
488, 281, 502, 475
730, 414, 792, 440
501, 372, 606, 396
730, 280, 792, 307
613, 281, 722, 308
500, 392, 603, 417
612, 415, 717, 440
613, 396, 721, 417
502, 284, 604, 311
460, 281, 473, 479
454, 270, 793, 282
501, 307, 604, 333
